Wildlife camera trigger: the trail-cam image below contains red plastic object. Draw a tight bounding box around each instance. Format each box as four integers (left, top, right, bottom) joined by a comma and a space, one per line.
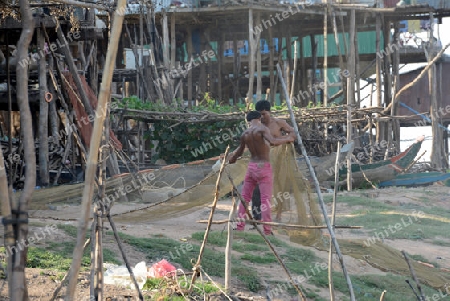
147, 259, 176, 278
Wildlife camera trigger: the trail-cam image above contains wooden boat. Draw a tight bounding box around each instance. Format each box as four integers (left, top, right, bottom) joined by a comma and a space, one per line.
379, 172, 450, 187
296, 137, 424, 187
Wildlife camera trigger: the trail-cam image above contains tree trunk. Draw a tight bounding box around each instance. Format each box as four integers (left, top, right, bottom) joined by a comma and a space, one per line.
10, 0, 35, 300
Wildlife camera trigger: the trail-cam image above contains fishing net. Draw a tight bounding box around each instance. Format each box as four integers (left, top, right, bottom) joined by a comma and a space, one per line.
269, 144, 324, 246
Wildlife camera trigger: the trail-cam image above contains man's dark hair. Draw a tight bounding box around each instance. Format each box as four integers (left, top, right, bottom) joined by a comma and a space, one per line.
255, 100, 271, 112
246, 111, 261, 121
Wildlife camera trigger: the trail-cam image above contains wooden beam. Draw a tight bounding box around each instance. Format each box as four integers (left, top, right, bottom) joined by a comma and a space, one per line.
38, 28, 49, 186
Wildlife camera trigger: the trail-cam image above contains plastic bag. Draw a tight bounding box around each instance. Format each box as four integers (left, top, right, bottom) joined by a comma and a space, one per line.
104, 261, 148, 290
147, 259, 176, 278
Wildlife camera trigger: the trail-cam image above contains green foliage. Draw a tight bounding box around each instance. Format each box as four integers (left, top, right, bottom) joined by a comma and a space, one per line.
115, 95, 289, 164
148, 120, 245, 163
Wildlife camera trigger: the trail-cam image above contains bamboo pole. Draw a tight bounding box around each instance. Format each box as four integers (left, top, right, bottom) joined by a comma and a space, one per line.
170, 14, 175, 70
190, 146, 230, 288
65, 1, 126, 299
224, 196, 237, 292
328, 141, 341, 301
277, 63, 356, 301
197, 219, 361, 229
290, 40, 298, 102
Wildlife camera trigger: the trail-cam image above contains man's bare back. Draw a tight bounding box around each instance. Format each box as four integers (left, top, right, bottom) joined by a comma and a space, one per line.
229, 112, 294, 164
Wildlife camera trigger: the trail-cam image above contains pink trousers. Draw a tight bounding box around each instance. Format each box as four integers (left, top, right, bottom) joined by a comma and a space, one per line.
237, 162, 273, 235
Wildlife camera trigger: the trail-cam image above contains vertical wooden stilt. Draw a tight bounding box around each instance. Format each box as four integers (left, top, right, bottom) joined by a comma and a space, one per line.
38, 28, 49, 186
218, 33, 224, 102
233, 36, 239, 104
323, 6, 328, 106
247, 8, 255, 107
162, 10, 170, 69
346, 9, 356, 192
375, 13, 382, 144
256, 12, 262, 101
268, 26, 275, 104
170, 13, 176, 70
187, 26, 193, 108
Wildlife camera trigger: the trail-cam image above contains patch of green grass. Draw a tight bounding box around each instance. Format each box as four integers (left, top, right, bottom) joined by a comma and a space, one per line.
27, 246, 90, 271
143, 278, 219, 299
240, 253, 277, 264
191, 230, 289, 249
331, 195, 394, 211
332, 273, 443, 301
191, 231, 227, 247
232, 266, 261, 292
338, 213, 449, 240
103, 248, 121, 265
233, 241, 267, 253
57, 224, 84, 238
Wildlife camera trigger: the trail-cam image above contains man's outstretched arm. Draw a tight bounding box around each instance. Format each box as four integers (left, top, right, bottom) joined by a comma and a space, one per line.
228, 135, 246, 164
277, 118, 297, 139
263, 127, 294, 146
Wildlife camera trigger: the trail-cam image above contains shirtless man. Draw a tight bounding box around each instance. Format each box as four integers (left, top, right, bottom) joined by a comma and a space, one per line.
228, 111, 294, 235
251, 100, 296, 222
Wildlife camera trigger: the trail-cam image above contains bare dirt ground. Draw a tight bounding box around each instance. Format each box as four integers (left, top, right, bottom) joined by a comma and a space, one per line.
1, 183, 450, 300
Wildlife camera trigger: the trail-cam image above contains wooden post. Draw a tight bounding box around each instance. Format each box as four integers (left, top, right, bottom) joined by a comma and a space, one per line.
65, 0, 126, 299
323, 5, 328, 107
346, 10, 356, 192
162, 10, 170, 69
375, 13, 382, 143
331, 7, 345, 107
290, 40, 298, 102
233, 36, 239, 104
300, 36, 307, 107
354, 16, 360, 107
391, 22, 401, 152
38, 28, 49, 186
218, 33, 224, 102
256, 12, 262, 102
310, 34, 317, 105
187, 26, 193, 108
247, 8, 255, 106
428, 13, 444, 170
286, 27, 292, 99
170, 14, 175, 70
269, 26, 275, 104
